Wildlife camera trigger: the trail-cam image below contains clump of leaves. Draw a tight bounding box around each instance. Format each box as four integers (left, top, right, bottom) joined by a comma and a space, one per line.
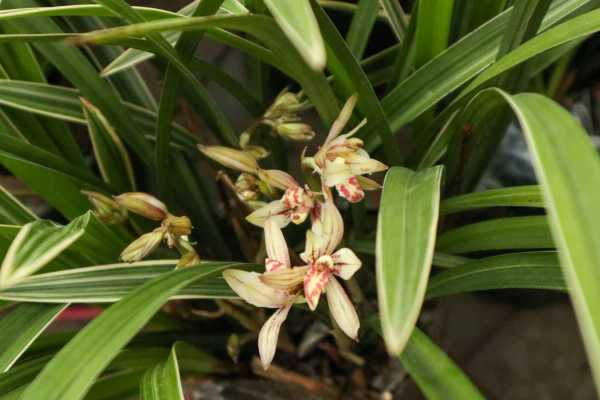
1, 0, 600, 399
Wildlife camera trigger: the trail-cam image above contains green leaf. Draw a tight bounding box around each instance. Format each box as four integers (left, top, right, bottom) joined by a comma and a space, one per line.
140, 345, 183, 400
437, 216, 554, 254
263, 0, 326, 70
311, 1, 401, 163
79, 14, 340, 126
0, 80, 195, 149
381, 0, 593, 134
345, 0, 379, 59
0, 185, 36, 225
0, 214, 90, 288
376, 166, 443, 355
19, 262, 240, 400
440, 185, 543, 215
81, 98, 136, 192
94, 0, 238, 148
154, 0, 223, 199
463, 6, 600, 97
426, 251, 564, 299
85, 371, 143, 400
0, 133, 107, 191
503, 92, 600, 392
99, 1, 249, 76
0, 303, 67, 372
352, 239, 471, 268
413, 0, 454, 67
1, 0, 154, 164
379, 0, 408, 41
0, 260, 253, 303
399, 327, 484, 399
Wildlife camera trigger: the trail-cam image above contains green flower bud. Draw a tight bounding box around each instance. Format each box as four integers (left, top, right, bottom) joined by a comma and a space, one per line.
114, 192, 168, 221
120, 229, 165, 262
82, 191, 127, 224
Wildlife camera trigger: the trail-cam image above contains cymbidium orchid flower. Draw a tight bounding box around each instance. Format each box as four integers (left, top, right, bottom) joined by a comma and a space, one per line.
223, 218, 303, 369
300, 200, 362, 339
303, 95, 388, 203
245, 169, 316, 228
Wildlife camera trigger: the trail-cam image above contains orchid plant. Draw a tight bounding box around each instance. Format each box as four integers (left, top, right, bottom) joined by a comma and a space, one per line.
1, 1, 600, 398
204, 95, 387, 369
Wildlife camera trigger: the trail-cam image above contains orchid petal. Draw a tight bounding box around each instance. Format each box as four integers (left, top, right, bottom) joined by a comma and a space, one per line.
198, 144, 259, 174
325, 95, 357, 144
332, 248, 362, 280
303, 259, 332, 310
265, 258, 287, 272
326, 276, 360, 340
346, 152, 388, 176
261, 266, 309, 290
311, 200, 344, 254
323, 158, 353, 187
356, 176, 382, 191
223, 269, 288, 308
335, 176, 365, 203
300, 229, 326, 264
265, 218, 290, 269
258, 304, 292, 370
258, 169, 298, 191
246, 200, 289, 228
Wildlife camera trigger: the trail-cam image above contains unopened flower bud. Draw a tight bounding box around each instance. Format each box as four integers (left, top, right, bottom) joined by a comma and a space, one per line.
276, 122, 315, 141
198, 145, 260, 174
114, 192, 168, 221
227, 334, 241, 363
235, 173, 259, 202
163, 214, 192, 237
265, 91, 305, 119
258, 169, 298, 191
82, 190, 127, 224
244, 145, 270, 160
176, 250, 201, 268
239, 131, 251, 149
120, 228, 165, 262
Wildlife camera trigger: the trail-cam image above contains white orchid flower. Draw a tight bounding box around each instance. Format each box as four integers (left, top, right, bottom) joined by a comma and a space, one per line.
223, 218, 303, 370
300, 201, 362, 339
303, 95, 388, 203
246, 169, 315, 228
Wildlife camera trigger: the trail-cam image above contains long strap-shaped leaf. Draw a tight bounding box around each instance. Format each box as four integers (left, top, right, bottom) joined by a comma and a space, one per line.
154, 0, 223, 199
263, 0, 326, 71
0, 184, 37, 225
426, 251, 564, 299
376, 166, 443, 355
311, 1, 400, 162
440, 185, 543, 215
2, 0, 154, 164
0, 303, 67, 372
78, 14, 340, 125
0, 260, 256, 303
140, 345, 183, 400
399, 327, 484, 399
81, 98, 136, 192
502, 92, 600, 392
436, 216, 554, 254
370, 319, 484, 399
0, 214, 90, 288
0, 80, 194, 149
19, 262, 239, 400
381, 0, 593, 133
345, 0, 379, 59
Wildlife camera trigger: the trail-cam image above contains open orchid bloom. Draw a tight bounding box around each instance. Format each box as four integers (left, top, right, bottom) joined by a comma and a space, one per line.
223, 219, 302, 370
303, 95, 388, 203
246, 169, 315, 228
300, 201, 362, 339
